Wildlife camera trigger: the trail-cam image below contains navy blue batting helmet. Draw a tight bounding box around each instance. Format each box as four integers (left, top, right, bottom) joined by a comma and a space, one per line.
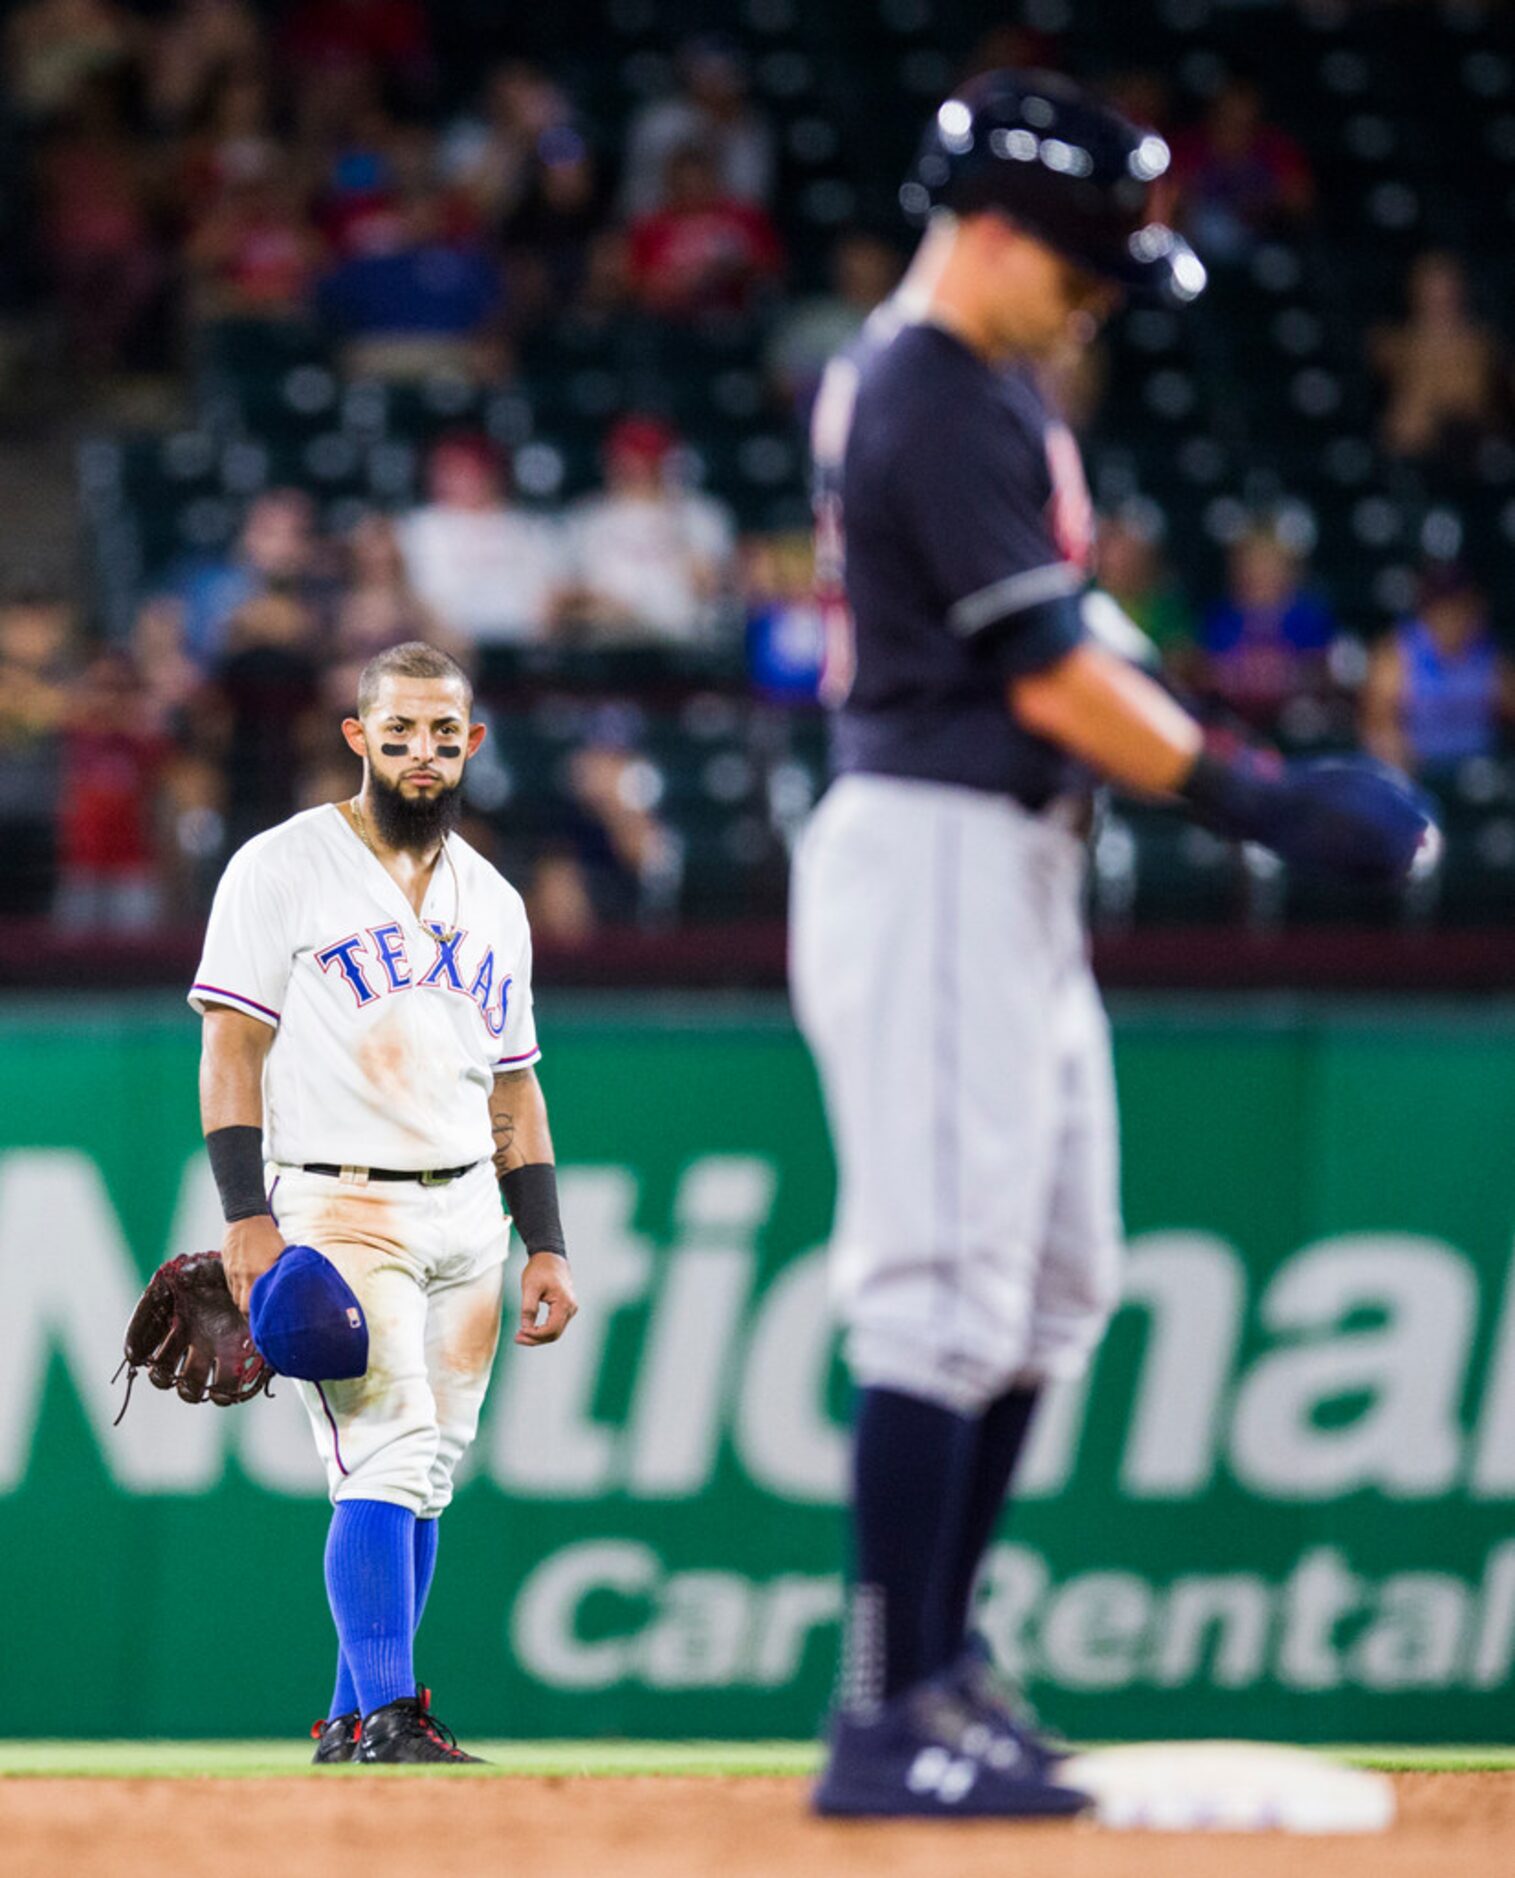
903, 69, 1207, 305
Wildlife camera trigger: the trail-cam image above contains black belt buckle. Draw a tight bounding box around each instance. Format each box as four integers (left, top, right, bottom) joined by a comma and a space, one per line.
419, 1167, 456, 1187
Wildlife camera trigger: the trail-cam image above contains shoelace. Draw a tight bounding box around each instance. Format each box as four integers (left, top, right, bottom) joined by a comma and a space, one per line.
964, 1659, 1062, 1748
915, 1686, 984, 1753
415, 1690, 468, 1759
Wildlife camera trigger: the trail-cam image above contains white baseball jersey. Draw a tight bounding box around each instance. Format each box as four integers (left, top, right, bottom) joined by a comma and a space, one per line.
189, 804, 539, 1169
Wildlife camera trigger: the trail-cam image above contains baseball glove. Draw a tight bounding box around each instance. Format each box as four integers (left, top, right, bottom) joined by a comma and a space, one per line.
113, 1251, 273, 1423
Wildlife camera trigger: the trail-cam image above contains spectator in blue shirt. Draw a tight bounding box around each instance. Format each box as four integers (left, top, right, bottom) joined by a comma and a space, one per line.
1197, 527, 1336, 732
318, 183, 505, 381
1361, 563, 1514, 777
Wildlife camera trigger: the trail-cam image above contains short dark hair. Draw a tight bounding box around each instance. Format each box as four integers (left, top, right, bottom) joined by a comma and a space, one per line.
356, 641, 473, 718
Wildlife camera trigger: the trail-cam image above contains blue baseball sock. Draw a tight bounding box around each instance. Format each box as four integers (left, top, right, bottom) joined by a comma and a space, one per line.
842, 1386, 976, 1709
939, 1385, 1040, 1666
323, 1499, 417, 1718
414, 1516, 440, 1634
327, 1514, 440, 1717
327, 1651, 359, 1722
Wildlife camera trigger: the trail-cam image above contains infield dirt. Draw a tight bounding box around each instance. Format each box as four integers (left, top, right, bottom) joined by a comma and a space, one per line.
3, 1771, 1510, 1876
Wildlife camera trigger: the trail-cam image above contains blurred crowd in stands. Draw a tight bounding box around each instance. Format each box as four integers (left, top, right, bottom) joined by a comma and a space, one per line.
8, 5, 847, 378
1, 0, 1513, 947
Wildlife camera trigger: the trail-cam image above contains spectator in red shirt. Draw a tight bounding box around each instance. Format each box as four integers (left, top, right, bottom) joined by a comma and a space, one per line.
1171, 77, 1314, 264
56, 649, 171, 933
36, 74, 164, 370
627, 143, 783, 321
278, 0, 431, 93
187, 167, 324, 321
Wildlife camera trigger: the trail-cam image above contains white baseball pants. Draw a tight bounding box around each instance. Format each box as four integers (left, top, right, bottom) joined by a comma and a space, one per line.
790, 773, 1123, 1415
266, 1160, 510, 1515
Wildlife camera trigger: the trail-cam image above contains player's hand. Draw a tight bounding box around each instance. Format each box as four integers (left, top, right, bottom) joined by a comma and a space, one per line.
222, 1215, 286, 1317
515, 1251, 578, 1347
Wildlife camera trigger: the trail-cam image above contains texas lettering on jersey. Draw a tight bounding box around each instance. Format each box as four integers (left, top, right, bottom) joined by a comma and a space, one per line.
315, 921, 513, 1038
191, 806, 539, 1166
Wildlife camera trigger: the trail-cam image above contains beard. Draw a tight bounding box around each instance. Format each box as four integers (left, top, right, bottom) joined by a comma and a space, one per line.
367, 766, 465, 852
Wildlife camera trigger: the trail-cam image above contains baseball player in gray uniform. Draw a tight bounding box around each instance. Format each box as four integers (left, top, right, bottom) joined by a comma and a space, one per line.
192, 639, 578, 1763
791, 71, 1436, 1818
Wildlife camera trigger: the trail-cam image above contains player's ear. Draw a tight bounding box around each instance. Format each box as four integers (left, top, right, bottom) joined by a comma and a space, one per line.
465, 720, 487, 757
341, 716, 367, 758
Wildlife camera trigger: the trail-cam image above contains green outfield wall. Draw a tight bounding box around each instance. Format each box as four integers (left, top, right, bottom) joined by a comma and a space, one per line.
1, 993, 1513, 1743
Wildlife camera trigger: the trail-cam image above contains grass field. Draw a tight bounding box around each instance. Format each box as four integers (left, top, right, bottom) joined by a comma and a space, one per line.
0, 1741, 1511, 1778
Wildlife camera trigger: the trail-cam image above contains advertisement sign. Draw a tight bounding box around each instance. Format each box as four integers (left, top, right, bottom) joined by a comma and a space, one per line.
2, 998, 1512, 1741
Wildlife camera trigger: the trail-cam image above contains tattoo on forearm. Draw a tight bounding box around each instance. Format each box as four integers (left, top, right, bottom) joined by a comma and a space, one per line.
491, 1107, 516, 1168
491, 1067, 542, 1175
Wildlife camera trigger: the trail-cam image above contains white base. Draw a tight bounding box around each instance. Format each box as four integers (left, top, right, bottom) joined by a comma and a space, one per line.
1056, 1741, 1397, 1834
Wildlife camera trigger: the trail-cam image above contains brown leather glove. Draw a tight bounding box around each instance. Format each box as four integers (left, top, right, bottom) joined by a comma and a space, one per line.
115, 1251, 272, 1421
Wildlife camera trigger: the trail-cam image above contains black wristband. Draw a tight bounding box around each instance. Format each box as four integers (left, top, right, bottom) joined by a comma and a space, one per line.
206, 1125, 271, 1224
501, 1162, 568, 1259
1178, 748, 1280, 844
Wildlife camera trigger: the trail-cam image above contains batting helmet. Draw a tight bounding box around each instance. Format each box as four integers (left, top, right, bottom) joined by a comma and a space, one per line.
902, 69, 1207, 306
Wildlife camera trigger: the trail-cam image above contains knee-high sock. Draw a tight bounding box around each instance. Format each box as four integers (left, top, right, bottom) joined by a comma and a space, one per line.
841, 1386, 976, 1710
938, 1385, 1041, 1664
329, 1514, 440, 1717
327, 1648, 359, 1722
324, 1499, 417, 1718
413, 1516, 440, 1634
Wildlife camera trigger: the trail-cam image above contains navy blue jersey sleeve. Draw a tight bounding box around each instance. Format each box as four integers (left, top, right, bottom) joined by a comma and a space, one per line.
891, 386, 1085, 676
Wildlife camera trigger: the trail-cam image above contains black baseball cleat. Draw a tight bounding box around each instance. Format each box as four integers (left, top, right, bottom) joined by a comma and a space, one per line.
310, 1710, 361, 1764
944, 1635, 1070, 1773
357, 1689, 484, 1763
813, 1681, 1089, 1819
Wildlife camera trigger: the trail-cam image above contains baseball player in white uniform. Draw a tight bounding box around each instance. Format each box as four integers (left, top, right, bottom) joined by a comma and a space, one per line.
791, 72, 1435, 1819
191, 639, 577, 1764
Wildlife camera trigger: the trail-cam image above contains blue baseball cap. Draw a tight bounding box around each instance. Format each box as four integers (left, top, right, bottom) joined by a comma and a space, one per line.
248, 1245, 369, 1382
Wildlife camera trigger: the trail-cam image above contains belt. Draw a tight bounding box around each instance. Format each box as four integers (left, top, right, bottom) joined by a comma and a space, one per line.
300, 1160, 480, 1187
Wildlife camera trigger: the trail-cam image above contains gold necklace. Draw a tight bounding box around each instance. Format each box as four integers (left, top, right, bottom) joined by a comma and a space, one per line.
349, 796, 461, 945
